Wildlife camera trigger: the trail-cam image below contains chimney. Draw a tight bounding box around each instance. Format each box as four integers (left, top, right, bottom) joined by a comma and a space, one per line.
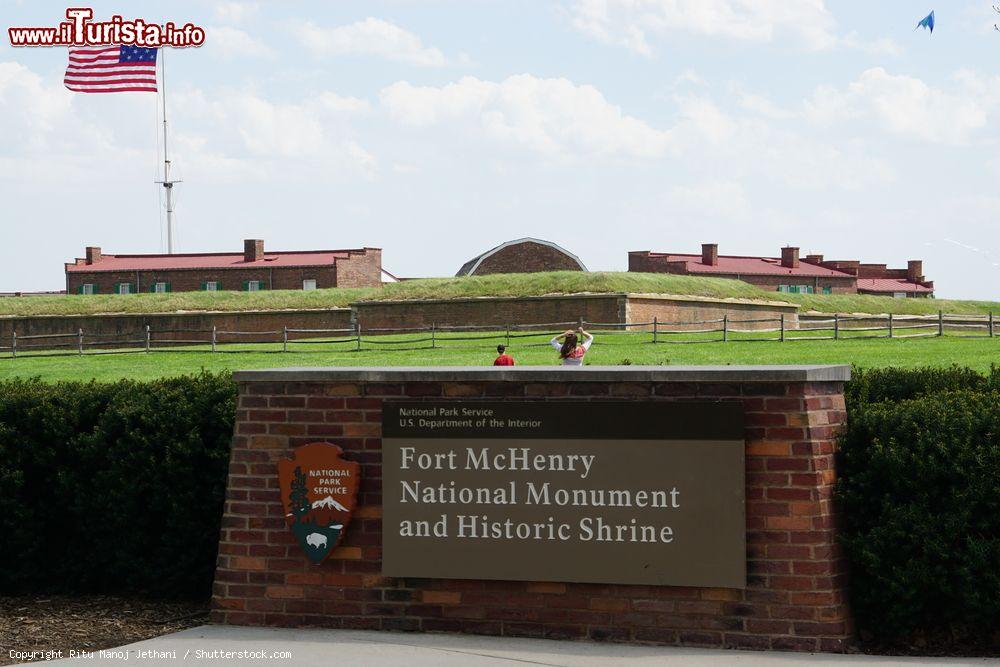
701, 243, 718, 266
244, 239, 264, 263
805, 254, 824, 263
907, 260, 923, 283
85, 246, 102, 265
781, 246, 800, 269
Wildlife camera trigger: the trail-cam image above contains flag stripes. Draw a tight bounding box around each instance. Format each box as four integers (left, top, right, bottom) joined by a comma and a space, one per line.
65, 45, 158, 93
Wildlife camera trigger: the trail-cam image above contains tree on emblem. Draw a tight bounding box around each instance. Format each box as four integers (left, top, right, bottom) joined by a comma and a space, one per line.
289, 466, 310, 524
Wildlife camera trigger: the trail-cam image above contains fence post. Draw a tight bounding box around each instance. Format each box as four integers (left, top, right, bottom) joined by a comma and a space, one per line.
990, 312, 994, 338
888, 313, 894, 339
78, 328, 84, 355
723, 314, 728, 342
145, 325, 151, 353
11, 331, 16, 358
431, 323, 436, 349
505, 324, 510, 347
834, 313, 839, 340
652, 316, 658, 344
282, 326, 288, 353
779, 314, 785, 342
211, 325, 217, 353
938, 310, 944, 337
356, 322, 362, 351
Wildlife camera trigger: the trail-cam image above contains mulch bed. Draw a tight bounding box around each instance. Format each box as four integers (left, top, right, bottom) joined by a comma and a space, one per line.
0, 596, 208, 665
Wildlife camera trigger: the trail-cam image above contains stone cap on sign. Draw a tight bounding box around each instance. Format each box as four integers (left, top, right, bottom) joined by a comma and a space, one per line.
232, 365, 851, 383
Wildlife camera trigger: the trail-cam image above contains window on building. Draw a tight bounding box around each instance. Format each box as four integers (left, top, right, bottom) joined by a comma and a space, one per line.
822, 286, 832, 295
202, 281, 219, 291
302, 279, 317, 291
893, 292, 908, 299
777, 285, 790, 293
116, 283, 132, 295
153, 282, 169, 293
244, 280, 265, 292
79, 284, 95, 295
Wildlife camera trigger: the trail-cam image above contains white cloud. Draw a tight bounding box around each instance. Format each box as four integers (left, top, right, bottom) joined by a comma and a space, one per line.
569, 0, 838, 54
0, 62, 72, 143
841, 32, 902, 57
736, 92, 794, 119
160, 86, 378, 180
214, 2, 259, 25
568, 0, 901, 56
377, 73, 893, 188
317, 92, 370, 114
667, 181, 751, 219
665, 92, 895, 190
805, 68, 990, 144
674, 69, 706, 87
672, 95, 740, 146
0, 61, 146, 179
380, 74, 675, 159
291, 18, 451, 67
206, 26, 275, 59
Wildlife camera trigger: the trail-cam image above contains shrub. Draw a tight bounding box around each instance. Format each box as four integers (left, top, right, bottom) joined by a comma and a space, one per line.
845, 364, 1000, 407
837, 389, 1000, 648
0, 373, 236, 599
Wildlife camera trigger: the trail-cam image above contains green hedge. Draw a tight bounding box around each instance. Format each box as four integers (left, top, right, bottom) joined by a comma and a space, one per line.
838, 368, 1000, 649
0, 373, 236, 599
845, 365, 1000, 406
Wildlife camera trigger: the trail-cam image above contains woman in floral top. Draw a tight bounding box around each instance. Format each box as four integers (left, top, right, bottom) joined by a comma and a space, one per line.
550, 328, 594, 366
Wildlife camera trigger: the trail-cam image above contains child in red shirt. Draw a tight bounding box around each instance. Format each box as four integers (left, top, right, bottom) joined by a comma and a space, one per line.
493, 344, 515, 366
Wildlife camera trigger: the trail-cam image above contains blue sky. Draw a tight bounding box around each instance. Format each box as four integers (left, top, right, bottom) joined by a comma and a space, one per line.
2, 1, 999, 298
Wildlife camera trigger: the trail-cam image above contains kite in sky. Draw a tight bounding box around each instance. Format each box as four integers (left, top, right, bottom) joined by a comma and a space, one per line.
915, 10, 935, 33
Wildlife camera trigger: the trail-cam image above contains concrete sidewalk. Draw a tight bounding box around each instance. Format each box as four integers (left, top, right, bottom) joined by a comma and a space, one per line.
46, 626, 997, 666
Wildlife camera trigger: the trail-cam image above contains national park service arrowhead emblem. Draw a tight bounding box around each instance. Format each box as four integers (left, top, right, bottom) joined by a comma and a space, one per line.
277, 443, 360, 564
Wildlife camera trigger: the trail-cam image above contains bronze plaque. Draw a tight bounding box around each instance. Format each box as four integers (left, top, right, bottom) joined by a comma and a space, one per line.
382, 401, 745, 588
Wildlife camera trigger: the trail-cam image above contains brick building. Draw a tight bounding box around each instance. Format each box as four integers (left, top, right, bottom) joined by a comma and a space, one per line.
65, 240, 382, 294
629, 244, 934, 297
456, 238, 587, 276
814, 258, 934, 298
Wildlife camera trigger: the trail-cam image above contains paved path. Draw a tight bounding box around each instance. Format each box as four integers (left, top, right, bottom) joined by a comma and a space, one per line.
46, 626, 997, 666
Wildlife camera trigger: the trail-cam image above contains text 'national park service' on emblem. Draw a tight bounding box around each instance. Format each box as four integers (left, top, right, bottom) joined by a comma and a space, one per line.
277, 443, 360, 564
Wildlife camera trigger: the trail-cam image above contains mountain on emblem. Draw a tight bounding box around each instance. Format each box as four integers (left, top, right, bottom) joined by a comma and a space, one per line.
312, 496, 350, 511
277, 443, 361, 565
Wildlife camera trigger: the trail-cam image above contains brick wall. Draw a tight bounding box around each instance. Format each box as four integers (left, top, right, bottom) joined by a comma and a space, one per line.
470, 242, 585, 275
335, 248, 383, 288
0, 309, 353, 347
211, 367, 852, 652
353, 295, 625, 330
353, 294, 800, 331
626, 296, 798, 331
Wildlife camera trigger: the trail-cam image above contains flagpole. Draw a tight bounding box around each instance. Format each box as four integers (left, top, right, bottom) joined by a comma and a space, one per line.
157, 48, 179, 254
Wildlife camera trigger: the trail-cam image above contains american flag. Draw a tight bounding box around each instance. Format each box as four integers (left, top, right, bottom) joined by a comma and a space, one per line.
64, 45, 158, 93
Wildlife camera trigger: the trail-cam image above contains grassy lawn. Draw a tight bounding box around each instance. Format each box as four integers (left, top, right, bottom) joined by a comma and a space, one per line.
0, 330, 996, 382
5, 272, 998, 317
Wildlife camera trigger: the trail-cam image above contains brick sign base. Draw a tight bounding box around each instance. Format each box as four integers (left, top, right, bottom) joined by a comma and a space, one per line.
211, 366, 852, 652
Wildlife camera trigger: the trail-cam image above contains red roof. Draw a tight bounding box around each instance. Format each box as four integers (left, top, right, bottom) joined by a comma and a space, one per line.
649, 253, 852, 278
857, 278, 934, 294
66, 250, 365, 273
